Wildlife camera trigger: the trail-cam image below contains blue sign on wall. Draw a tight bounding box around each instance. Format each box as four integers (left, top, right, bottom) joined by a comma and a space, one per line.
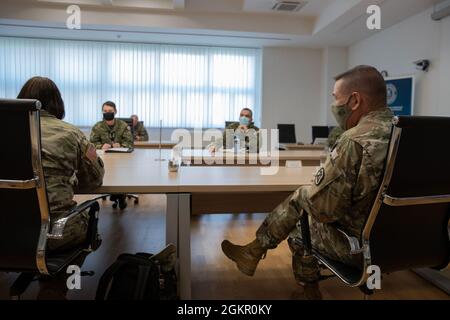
385, 76, 415, 116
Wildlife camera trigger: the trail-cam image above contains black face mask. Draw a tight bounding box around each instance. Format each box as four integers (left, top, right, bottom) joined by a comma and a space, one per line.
103, 112, 115, 121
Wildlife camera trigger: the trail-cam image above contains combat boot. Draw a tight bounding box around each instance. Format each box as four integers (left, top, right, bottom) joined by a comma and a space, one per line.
221, 239, 267, 276
290, 282, 322, 300
303, 282, 322, 300
291, 254, 323, 300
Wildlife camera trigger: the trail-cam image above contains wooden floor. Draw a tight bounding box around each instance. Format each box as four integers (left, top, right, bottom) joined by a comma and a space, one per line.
0, 195, 449, 300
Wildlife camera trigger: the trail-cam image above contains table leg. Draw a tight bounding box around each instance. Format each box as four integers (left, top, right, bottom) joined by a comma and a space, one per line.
166, 194, 179, 248
178, 193, 192, 300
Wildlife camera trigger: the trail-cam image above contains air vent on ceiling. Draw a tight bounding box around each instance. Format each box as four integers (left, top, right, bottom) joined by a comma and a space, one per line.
272, 1, 308, 12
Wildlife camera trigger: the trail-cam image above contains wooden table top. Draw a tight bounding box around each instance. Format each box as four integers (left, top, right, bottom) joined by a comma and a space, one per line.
181, 149, 327, 164
91, 149, 317, 194
177, 166, 316, 193
133, 141, 177, 149
279, 143, 326, 151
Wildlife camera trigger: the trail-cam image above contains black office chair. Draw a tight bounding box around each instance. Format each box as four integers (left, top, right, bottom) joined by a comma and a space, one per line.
291, 116, 450, 298
0, 99, 101, 299
105, 193, 139, 209
117, 117, 134, 131
104, 117, 139, 209
311, 126, 330, 144
278, 124, 297, 144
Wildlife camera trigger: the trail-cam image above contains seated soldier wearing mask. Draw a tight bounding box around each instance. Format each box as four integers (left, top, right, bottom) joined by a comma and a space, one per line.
221, 65, 394, 300
90, 101, 134, 150
208, 108, 260, 153
131, 114, 149, 141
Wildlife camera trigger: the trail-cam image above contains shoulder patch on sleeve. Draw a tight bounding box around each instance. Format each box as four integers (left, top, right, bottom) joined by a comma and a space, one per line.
314, 168, 325, 186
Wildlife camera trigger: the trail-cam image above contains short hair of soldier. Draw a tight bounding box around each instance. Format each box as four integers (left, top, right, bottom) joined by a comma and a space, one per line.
103, 101, 117, 112
241, 108, 253, 118
334, 65, 387, 108
17, 76, 65, 120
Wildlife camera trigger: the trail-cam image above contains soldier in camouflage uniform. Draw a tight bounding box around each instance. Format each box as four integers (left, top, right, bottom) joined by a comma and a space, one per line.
41, 110, 105, 252
131, 115, 149, 141
208, 108, 260, 153
222, 66, 394, 299
90, 101, 134, 149
17, 77, 105, 299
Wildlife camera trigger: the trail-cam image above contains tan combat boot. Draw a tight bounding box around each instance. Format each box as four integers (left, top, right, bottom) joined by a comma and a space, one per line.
290, 282, 323, 300
291, 254, 323, 300
303, 282, 322, 300
221, 239, 267, 276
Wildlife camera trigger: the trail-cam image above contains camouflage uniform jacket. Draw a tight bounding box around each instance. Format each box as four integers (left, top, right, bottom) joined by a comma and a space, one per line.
298, 108, 393, 241
210, 122, 260, 152
133, 122, 149, 141
40, 110, 105, 221
90, 119, 134, 149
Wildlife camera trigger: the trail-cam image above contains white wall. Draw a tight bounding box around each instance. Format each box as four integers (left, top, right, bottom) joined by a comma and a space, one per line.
262, 47, 324, 144
349, 7, 450, 117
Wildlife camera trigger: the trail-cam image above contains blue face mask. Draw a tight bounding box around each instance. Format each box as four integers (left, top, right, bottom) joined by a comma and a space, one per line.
240, 116, 250, 126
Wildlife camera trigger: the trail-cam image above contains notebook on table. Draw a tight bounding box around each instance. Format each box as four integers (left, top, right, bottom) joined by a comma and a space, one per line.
105, 147, 134, 153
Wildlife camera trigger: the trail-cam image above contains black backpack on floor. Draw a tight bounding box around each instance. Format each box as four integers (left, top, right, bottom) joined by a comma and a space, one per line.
95, 252, 178, 300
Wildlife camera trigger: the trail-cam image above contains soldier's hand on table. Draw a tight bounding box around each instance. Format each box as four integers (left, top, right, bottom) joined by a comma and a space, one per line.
209, 145, 216, 154
112, 143, 121, 148
85, 144, 98, 161
135, 136, 141, 141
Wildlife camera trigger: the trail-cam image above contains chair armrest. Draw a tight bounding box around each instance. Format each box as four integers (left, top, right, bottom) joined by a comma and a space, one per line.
292, 212, 368, 258
336, 228, 365, 255
47, 199, 100, 240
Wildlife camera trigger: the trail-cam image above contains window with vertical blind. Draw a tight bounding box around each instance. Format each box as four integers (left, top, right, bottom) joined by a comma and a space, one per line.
0, 37, 262, 128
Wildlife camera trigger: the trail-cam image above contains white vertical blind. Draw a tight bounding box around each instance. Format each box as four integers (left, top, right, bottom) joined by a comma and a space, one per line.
0, 37, 261, 128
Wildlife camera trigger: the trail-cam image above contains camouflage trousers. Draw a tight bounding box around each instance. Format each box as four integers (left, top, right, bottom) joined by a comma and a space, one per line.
39, 209, 91, 299
256, 189, 360, 283
47, 209, 90, 253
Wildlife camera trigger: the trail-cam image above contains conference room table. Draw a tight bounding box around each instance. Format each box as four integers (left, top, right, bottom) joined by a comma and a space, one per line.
133, 141, 177, 149
89, 149, 318, 299
181, 148, 327, 167
133, 140, 327, 154
279, 143, 326, 151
